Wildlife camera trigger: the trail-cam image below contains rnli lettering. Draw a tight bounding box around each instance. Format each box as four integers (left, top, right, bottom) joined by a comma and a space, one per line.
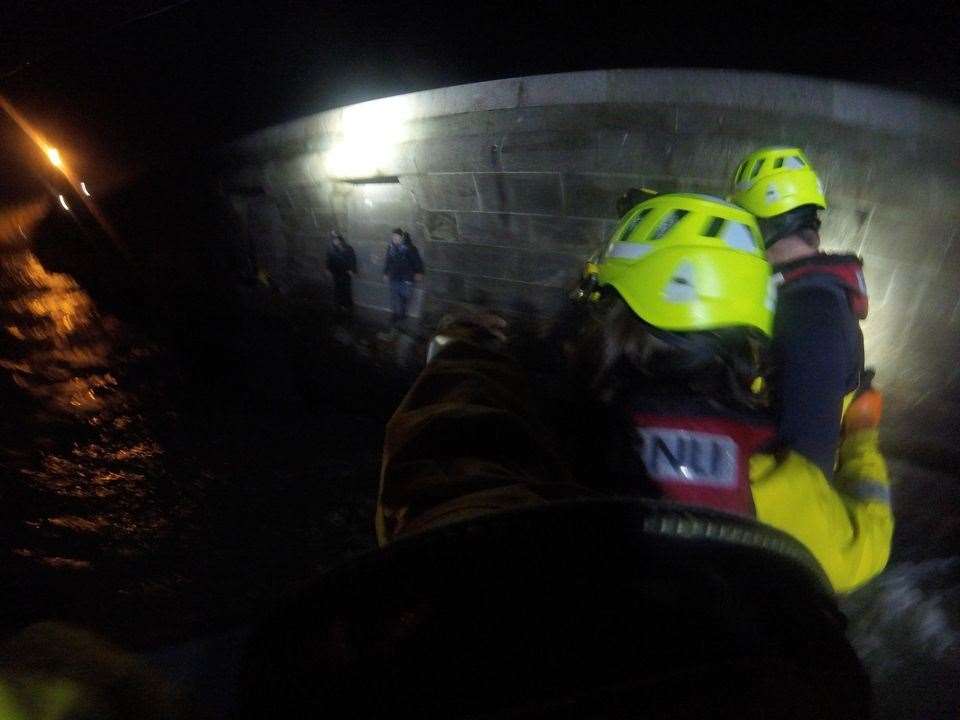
635, 428, 738, 487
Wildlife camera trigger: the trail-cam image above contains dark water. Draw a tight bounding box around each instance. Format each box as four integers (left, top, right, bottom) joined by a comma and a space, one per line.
2, 200, 958, 717
843, 459, 960, 718
0, 200, 408, 650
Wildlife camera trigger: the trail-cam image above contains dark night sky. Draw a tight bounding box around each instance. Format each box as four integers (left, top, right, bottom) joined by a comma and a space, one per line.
1, 0, 958, 184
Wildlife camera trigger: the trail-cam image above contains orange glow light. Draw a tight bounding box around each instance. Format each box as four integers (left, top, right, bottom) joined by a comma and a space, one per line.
47, 147, 63, 168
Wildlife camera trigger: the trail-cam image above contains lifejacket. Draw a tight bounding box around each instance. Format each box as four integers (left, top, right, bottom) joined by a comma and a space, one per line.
777, 253, 868, 320
609, 395, 776, 518
774, 252, 869, 432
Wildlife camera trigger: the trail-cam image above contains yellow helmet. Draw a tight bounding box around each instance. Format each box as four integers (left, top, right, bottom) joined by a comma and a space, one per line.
729, 147, 826, 219
596, 193, 774, 336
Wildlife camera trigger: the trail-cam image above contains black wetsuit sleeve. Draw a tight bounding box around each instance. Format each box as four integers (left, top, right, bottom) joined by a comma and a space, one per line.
773, 286, 851, 477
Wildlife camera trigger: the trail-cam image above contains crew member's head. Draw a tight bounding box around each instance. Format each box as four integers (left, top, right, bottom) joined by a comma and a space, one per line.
587, 193, 774, 407
729, 146, 826, 250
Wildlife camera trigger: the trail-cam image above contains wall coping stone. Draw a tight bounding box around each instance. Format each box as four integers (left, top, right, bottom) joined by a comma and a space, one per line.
229, 69, 960, 156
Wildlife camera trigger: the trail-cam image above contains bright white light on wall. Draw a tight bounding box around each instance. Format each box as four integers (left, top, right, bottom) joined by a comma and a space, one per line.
80, 182, 91, 197
324, 95, 412, 180
58, 194, 70, 211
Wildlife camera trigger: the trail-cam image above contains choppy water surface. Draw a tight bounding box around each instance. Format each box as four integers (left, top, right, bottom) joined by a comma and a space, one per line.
0, 200, 384, 648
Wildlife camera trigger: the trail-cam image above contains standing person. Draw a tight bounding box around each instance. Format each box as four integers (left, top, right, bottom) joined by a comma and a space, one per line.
326, 231, 357, 314
730, 147, 868, 478
382, 228, 424, 328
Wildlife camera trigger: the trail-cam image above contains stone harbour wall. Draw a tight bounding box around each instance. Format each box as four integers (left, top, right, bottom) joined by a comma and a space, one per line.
217, 69, 960, 467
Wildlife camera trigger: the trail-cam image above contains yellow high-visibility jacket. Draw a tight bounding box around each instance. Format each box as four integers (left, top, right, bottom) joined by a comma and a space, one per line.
751, 429, 892, 593
378, 337, 893, 594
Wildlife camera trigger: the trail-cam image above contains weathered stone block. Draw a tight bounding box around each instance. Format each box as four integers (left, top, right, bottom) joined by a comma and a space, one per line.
515, 249, 582, 287
597, 129, 674, 175
674, 104, 792, 137
475, 173, 562, 214
404, 174, 480, 212
664, 135, 762, 182
424, 241, 520, 280
346, 184, 417, 227
410, 134, 504, 173
562, 173, 642, 219
527, 215, 608, 251
515, 71, 608, 108
457, 212, 530, 247
594, 103, 677, 133
499, 130, 598, 173
418, 210, 459, 243
608, 69, 833, 115
831, 82, 960, 139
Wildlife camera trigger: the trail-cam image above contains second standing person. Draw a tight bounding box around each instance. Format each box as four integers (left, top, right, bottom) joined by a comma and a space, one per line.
383, 228, 424, 329
326, 231, 357, 315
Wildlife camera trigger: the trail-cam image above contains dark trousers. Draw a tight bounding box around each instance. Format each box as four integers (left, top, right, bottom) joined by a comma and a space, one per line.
333, 274, 353, 310
389, 278, 413, 324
